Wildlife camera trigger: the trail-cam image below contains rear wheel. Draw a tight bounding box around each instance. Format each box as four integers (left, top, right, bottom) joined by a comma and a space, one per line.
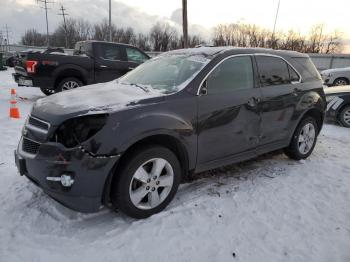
56, 77, 83, 92
111, 146, 181, 219
339, 105, 350, 128
284, 117, 319, 160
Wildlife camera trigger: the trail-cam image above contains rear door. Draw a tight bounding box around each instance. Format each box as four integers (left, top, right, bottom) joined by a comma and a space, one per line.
197, 55, 262, 168
255, 54, 302, 147
94, 43, 130, 82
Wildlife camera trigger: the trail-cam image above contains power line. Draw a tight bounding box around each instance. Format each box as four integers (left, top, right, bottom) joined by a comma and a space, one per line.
36, 0, 54, 47
58, 4, 69, 48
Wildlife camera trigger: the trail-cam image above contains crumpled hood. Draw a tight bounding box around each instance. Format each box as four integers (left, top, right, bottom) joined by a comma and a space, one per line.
31, 81, 164, 124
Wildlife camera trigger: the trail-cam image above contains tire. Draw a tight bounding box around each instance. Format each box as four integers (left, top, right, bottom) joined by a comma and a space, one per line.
284, 117, 319, 160
56, 77, 83, 92
339, 105, 350, 128
111, 146, 182, 219
333, 77, 349, 86
40, 87, 55, 96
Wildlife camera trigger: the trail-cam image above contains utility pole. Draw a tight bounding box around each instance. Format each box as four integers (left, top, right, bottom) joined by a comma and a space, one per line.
58, 4, 69, 48
37, 0, 54, 47
3, 25, 11, 51
109, 0, 112, 42
4, 24, 10, 46
182, 0, 188, 48
271, 0, 281, 49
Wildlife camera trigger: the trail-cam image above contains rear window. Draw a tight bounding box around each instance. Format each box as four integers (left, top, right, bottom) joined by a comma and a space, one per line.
291, 57, 321, 82
256, 56, 291, 86
100, 44, 122, 61
73, 42, 86, 55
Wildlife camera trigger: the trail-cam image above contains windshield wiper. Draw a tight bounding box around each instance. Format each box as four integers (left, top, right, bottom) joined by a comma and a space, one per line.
119, 81, 150, 93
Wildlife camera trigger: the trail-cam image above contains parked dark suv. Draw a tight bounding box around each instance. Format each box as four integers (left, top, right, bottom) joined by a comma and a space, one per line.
14, 47, 326, 218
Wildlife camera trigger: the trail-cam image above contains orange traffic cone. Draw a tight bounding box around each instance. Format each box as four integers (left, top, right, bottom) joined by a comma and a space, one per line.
9, 89, 20, 119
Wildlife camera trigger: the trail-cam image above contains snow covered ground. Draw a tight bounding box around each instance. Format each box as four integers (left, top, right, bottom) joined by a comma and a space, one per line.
0, 68, 349, 262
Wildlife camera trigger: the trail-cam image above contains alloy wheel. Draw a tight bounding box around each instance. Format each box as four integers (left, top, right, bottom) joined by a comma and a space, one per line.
298, 123, 316, 154
342, 108, 350, 126
334, 79, 348, 86
62, 81, 80, 90
129, 158, 174, 210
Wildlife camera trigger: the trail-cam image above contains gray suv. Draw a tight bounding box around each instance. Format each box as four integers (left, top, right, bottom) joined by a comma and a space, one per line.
15, 47, 326, 219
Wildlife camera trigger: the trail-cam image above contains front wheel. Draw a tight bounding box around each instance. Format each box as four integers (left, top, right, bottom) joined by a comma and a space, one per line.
333, 77, 349, 86
284, 117, 319, 160
111, 146, 182, 219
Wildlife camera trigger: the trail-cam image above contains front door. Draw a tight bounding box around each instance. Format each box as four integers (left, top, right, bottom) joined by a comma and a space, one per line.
197, 55, 262, 168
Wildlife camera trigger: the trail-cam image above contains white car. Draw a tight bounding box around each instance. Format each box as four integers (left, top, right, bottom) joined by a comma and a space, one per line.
321, 67, 350, 86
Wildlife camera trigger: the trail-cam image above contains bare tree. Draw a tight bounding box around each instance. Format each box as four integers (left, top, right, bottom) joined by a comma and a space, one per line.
21, 29, 47, 46
50, 18, 92, 48
306, 24, 325, 53
212, 22, 343, 54
324, 30, 343, 54
93, 19, 114, 41
149, 22, 177, 51
136, 33, 151, 51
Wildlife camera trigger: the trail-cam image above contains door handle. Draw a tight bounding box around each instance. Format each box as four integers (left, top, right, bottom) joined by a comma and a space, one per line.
99, 65, 108, 68
247, 97, 260, 107
293, 87, 301, 96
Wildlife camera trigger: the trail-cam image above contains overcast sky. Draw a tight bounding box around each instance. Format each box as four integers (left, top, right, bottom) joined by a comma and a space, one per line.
2, 0, 350, 51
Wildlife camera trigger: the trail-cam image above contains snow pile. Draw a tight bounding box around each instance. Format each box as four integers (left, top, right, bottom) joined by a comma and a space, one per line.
0, 69, 349, 262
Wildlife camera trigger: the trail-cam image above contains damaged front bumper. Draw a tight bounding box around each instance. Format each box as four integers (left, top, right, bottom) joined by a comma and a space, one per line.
14, 136, 120, 212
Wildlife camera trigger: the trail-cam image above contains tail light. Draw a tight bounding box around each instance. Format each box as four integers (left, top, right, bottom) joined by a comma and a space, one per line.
26, 60, 38, 74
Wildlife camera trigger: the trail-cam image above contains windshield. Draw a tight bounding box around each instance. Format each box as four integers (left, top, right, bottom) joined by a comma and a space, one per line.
118, 54, 210, 94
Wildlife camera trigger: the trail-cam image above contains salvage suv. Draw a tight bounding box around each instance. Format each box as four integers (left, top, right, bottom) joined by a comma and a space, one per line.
15, 47, 326, 219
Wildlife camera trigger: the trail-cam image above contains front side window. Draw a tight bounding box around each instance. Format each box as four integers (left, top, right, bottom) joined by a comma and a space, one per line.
206, 56, 254, 94
100, 44, 122, 61
126, 47, 148, 63
256, 56, 291, 86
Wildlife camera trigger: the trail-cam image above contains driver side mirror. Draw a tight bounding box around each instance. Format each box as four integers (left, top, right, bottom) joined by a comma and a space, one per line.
199, 79, 208, 95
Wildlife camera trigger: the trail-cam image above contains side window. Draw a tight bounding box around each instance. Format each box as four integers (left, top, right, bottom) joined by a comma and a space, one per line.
126, 47, 148, 63
206, 56, 254, 94
288, 65, 300, 82
100, 44, 122, 61
291, 57, 321, 82
256, 56, 291, 86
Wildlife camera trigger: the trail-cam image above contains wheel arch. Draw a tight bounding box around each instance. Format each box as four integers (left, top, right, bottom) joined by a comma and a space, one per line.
53, 65, 88, 89
301, 108, 324, 133
102, 134, 191, 206
336, 102, 350, 118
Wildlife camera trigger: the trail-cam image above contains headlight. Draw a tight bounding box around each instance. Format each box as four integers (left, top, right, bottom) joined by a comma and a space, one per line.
52, 114, 108, 148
